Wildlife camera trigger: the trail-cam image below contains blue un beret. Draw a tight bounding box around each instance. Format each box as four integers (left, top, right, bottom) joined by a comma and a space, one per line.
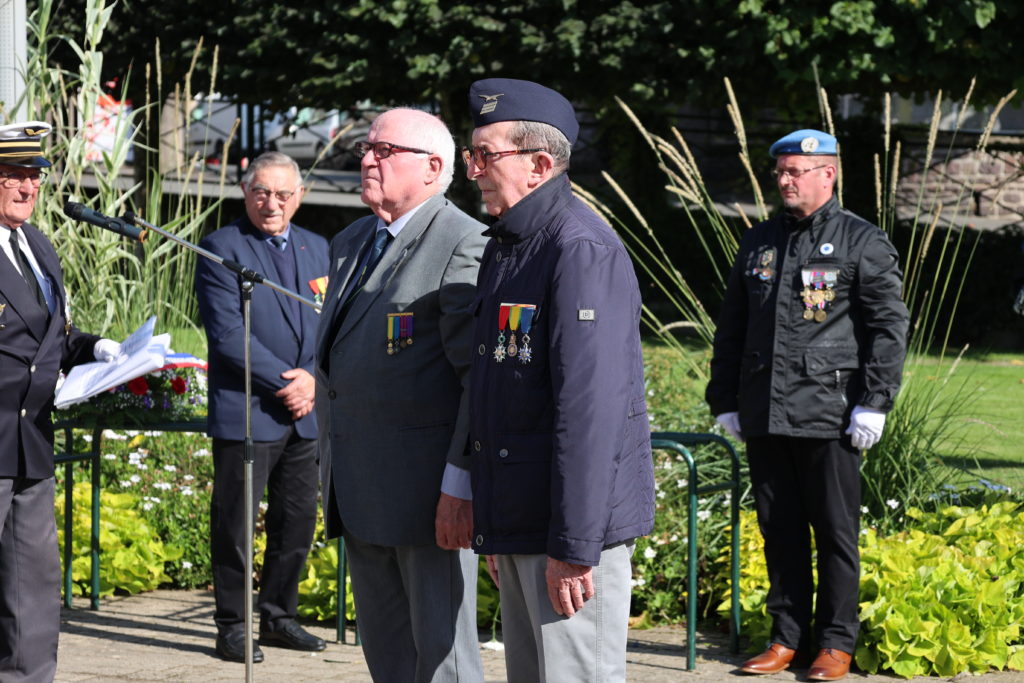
468, 78, 579, 145
769, 129, 837, 158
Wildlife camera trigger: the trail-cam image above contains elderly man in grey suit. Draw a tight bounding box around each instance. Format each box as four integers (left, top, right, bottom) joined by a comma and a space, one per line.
316, 107, 487, 682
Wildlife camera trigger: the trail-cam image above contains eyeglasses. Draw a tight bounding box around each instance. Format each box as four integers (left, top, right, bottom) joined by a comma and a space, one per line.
770, 165, 827, 180
461, 146, 547, 169
0, 170, 47, 189
353, 141, 432, 159
246, 184, 299, 203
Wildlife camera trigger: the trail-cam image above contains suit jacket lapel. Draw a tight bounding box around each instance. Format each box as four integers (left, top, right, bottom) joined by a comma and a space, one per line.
335, 194, 445, 341
317, 216, 376, 361
1, 225, 51, 342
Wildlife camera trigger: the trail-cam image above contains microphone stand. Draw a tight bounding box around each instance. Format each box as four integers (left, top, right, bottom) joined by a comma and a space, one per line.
124, 212, 320, 682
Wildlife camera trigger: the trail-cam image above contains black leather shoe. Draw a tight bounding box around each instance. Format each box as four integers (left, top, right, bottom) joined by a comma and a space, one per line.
259, 620, 327, 651
216, 630, 264, 663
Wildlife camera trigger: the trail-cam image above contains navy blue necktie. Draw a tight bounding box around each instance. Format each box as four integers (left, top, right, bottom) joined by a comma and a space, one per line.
358, 229, 392, 287
10, 229, 46, 310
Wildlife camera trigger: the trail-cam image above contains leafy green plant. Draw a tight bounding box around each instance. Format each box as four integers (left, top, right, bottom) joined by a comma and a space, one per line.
55, 481, 182, 596
297, 526, 356, 623
717, 503, 1024, 678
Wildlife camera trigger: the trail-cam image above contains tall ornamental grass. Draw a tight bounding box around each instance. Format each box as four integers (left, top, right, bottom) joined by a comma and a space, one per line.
14, 0, 225, 340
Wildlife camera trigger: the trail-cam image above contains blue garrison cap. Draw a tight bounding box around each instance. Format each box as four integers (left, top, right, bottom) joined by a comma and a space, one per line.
769, 129, 837, 158
468, 78, 579, 145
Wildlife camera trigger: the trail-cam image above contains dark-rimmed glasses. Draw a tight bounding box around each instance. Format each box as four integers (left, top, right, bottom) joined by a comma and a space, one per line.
246, 184, 299, 203
461, 146, 547, 169
353, 141, 432, 159
0, 170, 47, 189
770, 165, 827, 181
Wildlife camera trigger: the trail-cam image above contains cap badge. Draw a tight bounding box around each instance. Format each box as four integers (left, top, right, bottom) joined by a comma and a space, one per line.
478, 93, 504, 115
800, 136, 819, 153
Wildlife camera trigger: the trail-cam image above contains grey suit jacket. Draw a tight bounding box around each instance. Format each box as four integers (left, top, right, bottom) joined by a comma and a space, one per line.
316, 193, 487, 546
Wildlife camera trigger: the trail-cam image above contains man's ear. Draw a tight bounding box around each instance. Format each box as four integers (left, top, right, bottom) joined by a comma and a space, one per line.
527, 151, 555, 187
425, 155, 443, 184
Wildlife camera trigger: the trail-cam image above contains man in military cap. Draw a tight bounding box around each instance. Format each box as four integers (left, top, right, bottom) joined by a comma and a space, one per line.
0, 121, 120, 681
457, 78, 655, 682
706, 129, 909, 681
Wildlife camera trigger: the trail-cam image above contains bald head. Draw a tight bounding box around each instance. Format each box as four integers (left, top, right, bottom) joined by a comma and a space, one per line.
358, 108, 456, 222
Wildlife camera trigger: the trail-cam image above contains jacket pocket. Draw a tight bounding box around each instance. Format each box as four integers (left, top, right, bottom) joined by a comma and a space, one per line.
790, 348, 860, 429
493, 432, 552, 535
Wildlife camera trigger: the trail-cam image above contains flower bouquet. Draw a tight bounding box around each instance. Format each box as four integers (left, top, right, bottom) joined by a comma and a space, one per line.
56, 353, 208, 427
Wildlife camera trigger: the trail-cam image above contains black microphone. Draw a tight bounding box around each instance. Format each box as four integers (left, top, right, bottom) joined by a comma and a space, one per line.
63, 202, 147, 242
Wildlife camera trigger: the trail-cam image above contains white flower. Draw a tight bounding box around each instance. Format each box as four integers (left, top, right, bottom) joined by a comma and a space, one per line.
647, 389, 655, 397
119, 480, 133, 488
860, 506, 869, 514
886, 499, 899, 510
103, 453, 117, 461
676, 479, 688, 488
102, 430, 127, 440
656, 490, 666, 499
163, 465, 177, 472
136, 464, 148, 471
143, 502, 153, 511
192, 448, 210, 457
697, 509, 711, 521
630, 577, 646, 588
129, 474, 141, 484
144, 431, 164, 437
669, 534, 679, 542
180, 486, 194, 496
82, 434, 94, 443
643, 546, 657, 560
181, 561, 193, 570
183, 474, 195, 481
125, 430, 141, 437
153, 482, 172, 491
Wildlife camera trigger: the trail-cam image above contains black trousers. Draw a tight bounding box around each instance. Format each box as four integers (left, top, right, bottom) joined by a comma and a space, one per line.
211, 427, 318, 634
746, 435, 861, 654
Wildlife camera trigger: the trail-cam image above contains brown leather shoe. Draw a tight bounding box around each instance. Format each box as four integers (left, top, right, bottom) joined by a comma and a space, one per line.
807, 648, 852, 681
740, 643, 798, 674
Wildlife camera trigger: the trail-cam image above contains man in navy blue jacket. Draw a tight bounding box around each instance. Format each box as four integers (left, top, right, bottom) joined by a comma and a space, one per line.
195, 152, 329, 663
455, 79, 655, 682
1, 121, 120, 682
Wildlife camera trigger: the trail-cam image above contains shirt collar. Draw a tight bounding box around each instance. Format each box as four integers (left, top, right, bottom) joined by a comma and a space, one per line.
376, 197, 428, 238
485, 173, 572, 244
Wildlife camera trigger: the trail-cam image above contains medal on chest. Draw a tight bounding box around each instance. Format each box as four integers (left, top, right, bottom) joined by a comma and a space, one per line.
799, 268, 838, 322
494, 303, 537, 364
386, 312, 414, 354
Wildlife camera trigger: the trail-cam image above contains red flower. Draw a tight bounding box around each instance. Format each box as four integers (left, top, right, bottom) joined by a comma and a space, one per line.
127, 377, 149, 396
171, 376, 187, 395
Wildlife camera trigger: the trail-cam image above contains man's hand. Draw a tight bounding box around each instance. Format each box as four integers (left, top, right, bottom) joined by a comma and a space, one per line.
485, 555, 500, 589
276, 368, 315, 420
93, 338, 121, 362
435, 493, 472, 550
546, 557, 595, 618
845, 405, 886, 449
715, 411, 744, 443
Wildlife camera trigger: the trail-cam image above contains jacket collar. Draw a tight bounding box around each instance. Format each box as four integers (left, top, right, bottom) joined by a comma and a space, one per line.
783, 195, 839, 232
484, 173, 573, 244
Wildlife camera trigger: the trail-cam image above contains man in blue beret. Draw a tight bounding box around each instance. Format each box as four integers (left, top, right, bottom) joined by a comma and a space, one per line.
0, 121, 121, 681
448, 78, 655, 682
706, 129, 909, 681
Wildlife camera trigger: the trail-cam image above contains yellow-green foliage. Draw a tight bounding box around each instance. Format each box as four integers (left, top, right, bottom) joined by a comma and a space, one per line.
297, 536, 356, 623
717, 504, 1024, 678
55, 483, 182, 596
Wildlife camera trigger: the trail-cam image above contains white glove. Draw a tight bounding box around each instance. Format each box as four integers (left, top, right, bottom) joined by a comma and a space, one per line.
93, 338, 122, 362
845, 405, 886, 449
715, 411, 744, 443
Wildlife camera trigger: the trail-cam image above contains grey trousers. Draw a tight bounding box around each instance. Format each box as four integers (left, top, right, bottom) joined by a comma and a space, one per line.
495, 543, 634, 683
0, 477, 59, 683
344, 530, 484, 683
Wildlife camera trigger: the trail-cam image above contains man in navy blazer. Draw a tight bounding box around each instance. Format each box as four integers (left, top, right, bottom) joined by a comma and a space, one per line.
196, 152, 329, 663
0, 121, 120, 681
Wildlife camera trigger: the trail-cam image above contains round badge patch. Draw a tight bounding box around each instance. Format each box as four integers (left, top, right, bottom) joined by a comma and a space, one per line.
820, 242, 834, 255
800, 136, 819, 153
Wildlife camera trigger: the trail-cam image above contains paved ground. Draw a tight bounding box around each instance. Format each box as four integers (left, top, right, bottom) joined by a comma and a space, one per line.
56, 589, 1024, 682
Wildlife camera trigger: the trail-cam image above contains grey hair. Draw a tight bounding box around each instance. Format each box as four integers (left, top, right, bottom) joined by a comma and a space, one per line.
508, 120, 572, 174
241, 151, 302, 187
374, 108, 456, 192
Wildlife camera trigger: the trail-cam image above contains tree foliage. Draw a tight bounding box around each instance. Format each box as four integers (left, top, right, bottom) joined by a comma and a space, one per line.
36, 0, 1024, 127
